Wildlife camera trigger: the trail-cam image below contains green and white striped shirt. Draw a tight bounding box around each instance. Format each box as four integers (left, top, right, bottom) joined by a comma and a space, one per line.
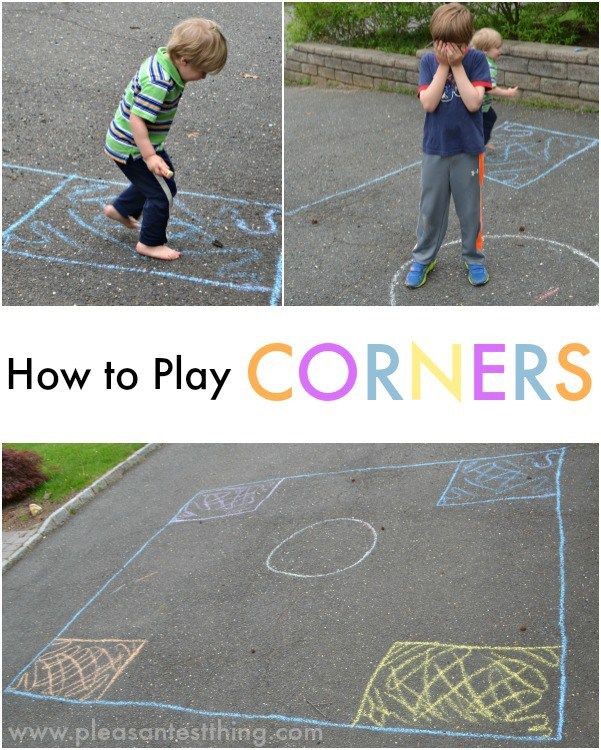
105, 47, 185, 163
482, 56, 497, 113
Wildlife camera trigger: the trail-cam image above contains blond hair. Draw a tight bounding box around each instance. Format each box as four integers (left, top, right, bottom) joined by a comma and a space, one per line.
471, 27, 503, 51
167, 18, 227, 74
430, 3, 474, 45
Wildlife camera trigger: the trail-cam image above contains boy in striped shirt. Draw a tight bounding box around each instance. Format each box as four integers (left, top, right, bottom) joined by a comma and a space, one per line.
104, 19, 227, 260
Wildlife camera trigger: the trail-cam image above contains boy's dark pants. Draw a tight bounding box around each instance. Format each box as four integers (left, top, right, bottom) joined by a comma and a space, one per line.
483, 107, 497, 145
112, 151, 177, 246
412, 153, 485, 266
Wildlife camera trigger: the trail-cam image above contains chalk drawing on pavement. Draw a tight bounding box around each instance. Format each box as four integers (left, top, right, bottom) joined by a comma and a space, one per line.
486, 122, 599, 189
13, 638, 146, 701
170, 478, 284, 523
284, 161, 422, 216
4, 447, 571, 743
266, 518, 378, 578
285, 122, 598, 217
2, 164, 282, 304
354, 641, 560, 736
390, 234, 599, 305
437, 449, 562, 507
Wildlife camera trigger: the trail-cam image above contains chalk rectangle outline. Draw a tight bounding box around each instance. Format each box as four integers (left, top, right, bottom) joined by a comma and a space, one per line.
2, 164, 282, 303
4, 447, 569, 743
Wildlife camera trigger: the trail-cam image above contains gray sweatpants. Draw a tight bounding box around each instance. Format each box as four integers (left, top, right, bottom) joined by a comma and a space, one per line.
412, 152, 484, 265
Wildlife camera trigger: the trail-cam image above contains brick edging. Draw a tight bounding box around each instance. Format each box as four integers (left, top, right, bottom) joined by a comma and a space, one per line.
286, 41, 599, 109
2, 443, 162, 572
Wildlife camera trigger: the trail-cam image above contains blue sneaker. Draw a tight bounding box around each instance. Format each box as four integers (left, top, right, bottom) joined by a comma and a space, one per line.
465, 262, 489, 286
405, 260, 436, 288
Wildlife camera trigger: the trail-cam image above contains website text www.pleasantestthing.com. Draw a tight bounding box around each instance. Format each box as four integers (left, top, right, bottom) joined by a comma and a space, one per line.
6, 718, 323, 747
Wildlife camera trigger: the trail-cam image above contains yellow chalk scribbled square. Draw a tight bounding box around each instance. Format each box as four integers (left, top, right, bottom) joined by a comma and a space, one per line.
354, 641, 559, 737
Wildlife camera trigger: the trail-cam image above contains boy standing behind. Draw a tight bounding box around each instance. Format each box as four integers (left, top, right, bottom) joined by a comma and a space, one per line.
405, 3, 492, 289
471, 28, 519, 146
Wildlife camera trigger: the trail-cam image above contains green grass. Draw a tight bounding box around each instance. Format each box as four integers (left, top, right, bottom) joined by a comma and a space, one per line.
376, 81, 417, 96
285, 74, 313, 86
5, 444, 145, 505
516, 96, 598, 113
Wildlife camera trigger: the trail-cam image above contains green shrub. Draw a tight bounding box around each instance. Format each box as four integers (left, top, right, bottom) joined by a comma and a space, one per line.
287, 2, 434, 54
2, 448, 47, 506
473, 2, 599, 45
287, 3, 598, 51
4, 444, 145, 506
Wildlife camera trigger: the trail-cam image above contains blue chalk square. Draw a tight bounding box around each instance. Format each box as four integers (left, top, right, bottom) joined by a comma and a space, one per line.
2, 166, 281, 301
485, 122, 599, 189
438, 449, 562, 507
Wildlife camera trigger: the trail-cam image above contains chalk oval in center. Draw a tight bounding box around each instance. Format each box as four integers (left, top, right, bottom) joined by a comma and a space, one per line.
266, 518, 377, 578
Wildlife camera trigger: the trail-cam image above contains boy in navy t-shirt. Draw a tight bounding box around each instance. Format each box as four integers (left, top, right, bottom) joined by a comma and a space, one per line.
405, 3, 492, 289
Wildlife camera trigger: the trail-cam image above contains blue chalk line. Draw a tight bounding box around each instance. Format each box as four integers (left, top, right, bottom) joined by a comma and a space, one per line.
554, 447, 568, 741
3, 689, 558, 743
285, 160, 422, 216
2, 163, 280, 208
3, 175, 77, 236
436, 459, 463, 506
269, 252, 282, 306
2, 248, 271, 294
6, 524, 169, 688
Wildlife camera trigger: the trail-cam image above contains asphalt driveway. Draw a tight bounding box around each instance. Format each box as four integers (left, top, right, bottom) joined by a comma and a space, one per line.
3, 443, 598, 747
284, 86, 598, 306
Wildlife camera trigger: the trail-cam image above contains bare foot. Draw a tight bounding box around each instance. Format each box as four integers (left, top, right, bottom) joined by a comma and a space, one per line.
103, 204, 141, 230
136, 241, 181, 260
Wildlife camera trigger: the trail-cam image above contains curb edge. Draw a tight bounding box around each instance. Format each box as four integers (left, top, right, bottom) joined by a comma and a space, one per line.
2, 443, 162, 573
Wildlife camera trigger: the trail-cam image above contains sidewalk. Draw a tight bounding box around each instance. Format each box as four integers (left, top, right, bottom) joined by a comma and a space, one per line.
2, 527, 40, 564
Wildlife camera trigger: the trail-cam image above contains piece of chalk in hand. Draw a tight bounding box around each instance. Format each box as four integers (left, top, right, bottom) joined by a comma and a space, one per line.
165, 169, 174, 178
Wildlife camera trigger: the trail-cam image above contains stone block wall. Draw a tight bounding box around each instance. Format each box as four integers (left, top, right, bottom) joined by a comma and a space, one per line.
286, 41, 598, 109
286, 43, 420, 93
